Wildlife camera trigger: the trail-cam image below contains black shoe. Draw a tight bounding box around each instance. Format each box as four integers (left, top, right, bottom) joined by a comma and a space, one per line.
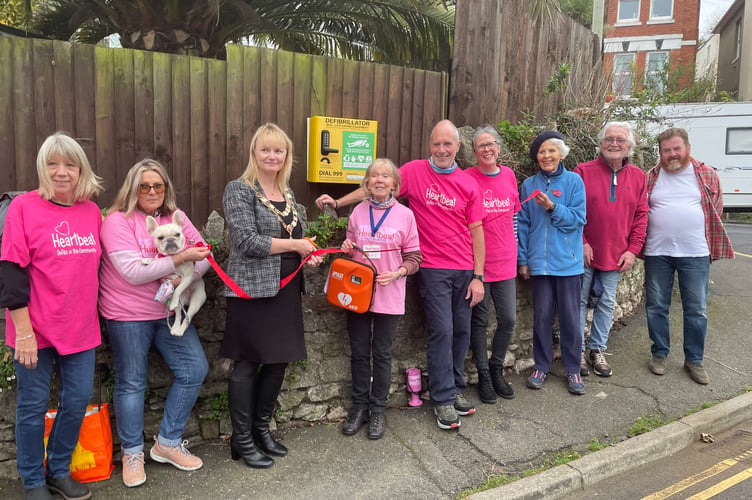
342, 407, 369, 435
252, 426, 288, 457
46, 476, 91, 500
477, 369, 497, 404
490, 365, 515, 400
25, 486, 53, 500
367, 413, 385, 440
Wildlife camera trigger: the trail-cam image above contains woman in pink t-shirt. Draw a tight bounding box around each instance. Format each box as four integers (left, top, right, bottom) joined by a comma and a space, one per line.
0, 132, 103, 500
339, 159, 422, 440
466, 126, 521, 405
99, 159, 211, 487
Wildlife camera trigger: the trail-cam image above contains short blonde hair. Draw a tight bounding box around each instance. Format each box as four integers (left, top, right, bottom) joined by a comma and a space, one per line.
37, 132, 103, 202
241, 123, 294, 194
109, 159, 178, 216
361, 158, 401, 197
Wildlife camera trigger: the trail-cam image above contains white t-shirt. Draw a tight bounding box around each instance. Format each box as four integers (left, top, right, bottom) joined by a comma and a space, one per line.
644, 165, 709, 257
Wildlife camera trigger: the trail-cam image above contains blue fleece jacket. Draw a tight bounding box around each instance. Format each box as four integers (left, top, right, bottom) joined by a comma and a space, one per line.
517, 162, 586, 276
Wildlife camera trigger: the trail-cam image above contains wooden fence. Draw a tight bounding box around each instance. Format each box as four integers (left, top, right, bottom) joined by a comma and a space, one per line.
450, 0, 603, 127
0, 37, 447, 226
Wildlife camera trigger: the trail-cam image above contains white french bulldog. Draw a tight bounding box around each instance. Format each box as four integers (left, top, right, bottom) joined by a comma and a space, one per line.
143, 211, 207, 336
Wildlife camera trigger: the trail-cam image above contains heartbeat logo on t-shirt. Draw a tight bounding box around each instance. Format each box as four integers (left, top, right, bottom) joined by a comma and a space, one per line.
51, 219, 97, 255
482, 190, 511, 212
425, 183, 456, 209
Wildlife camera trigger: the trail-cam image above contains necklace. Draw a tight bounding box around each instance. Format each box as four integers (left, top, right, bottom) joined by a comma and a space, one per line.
255, 188, 298, 238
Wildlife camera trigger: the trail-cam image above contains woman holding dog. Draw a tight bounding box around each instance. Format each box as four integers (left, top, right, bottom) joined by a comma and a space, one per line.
99, 159, 210, 487
339, 158, 421, 440
221, 123, 322, 469
1, 132, 103, 500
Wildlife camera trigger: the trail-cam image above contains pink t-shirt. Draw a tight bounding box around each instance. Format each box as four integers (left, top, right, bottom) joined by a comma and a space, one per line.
346, 201, 420, 315
398, 160, 484, 269
98, 210, 210, 321
466, 166, 521, 281
2, 191, 102, 354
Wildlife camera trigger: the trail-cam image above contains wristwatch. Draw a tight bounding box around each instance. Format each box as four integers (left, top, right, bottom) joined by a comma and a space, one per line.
473, 274, 485, 282
547, 203, 556, 214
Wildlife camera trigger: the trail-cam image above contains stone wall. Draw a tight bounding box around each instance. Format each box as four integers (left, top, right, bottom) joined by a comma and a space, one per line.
0, 211, 645, 477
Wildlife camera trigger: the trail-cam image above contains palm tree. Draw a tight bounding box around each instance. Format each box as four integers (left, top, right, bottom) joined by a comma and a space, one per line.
28, 0, 455, 71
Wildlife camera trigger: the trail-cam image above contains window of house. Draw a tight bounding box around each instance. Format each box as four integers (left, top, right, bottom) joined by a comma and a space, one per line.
650, 0, 673, 19
735, 19, 742, 61
617, 0, 640, 22
613, 53, 636, 96
645, 52, 668, 91
726, 128, 752, 155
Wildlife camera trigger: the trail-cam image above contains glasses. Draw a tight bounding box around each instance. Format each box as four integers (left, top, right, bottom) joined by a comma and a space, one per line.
602, 137, 627, 145
138, 183, 165, 194
476, 142, 499, 151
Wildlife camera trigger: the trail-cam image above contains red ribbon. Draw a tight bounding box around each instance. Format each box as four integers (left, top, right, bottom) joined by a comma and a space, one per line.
521, 188, 542, 204
196, 242, 342, 299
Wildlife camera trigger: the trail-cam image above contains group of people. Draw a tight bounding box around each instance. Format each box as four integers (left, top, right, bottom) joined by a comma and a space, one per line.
0, 116, 733, 499
0, 124, 323, 499
317, 118, 733, 431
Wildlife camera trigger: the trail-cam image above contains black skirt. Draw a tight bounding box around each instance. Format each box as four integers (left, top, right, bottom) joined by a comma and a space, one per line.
221, 251, 306, 364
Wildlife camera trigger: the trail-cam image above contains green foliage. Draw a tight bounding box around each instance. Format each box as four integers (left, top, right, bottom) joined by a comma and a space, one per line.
285, 359, 309, 384
0, 343, 16, 391
27, 0, 456, 70
305, 213, 348, 251
587, 438, 610, 452
205, 390, 229, 421
629, 414, 669, 436
545, 63, 571, 96
205, 238, 221, 252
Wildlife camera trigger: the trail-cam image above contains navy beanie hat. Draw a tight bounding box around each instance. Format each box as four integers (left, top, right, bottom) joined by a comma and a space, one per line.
529, 130, 565, 162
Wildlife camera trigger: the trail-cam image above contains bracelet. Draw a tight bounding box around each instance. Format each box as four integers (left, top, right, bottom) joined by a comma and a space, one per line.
16, 333, 34, 341
334, 200, 339, 210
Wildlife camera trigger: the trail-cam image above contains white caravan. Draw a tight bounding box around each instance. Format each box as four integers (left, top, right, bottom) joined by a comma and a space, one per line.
647, 102, 752, 211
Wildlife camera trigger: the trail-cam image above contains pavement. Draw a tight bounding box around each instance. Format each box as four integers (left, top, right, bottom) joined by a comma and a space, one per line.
1, 255, 751, 499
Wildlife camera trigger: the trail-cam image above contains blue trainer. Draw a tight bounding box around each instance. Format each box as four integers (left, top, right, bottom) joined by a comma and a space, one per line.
567, 372, 585, 395
527, 369, 547, 389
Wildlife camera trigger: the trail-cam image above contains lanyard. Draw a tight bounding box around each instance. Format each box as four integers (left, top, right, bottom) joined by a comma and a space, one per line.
369, 205, 392, 237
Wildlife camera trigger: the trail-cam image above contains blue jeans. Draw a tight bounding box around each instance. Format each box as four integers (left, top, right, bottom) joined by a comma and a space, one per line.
470, 279, 516, 370
13, 347, 95, 490
346, 311, 399, 413
418, 268, 473, 406
530, 275, 583, 374
580, 268, 622, 351
645, 256, 710, 364
107, 319, 208, 454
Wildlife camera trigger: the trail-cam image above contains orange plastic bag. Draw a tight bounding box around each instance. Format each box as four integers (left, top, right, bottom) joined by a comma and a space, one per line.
44, 403, 115, 483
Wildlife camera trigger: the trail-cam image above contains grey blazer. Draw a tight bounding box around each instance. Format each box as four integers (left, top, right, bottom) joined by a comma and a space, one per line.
222, 179, 305, 298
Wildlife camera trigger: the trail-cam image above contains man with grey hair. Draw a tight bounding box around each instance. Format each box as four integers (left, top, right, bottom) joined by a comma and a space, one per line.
573, 122, 648, 377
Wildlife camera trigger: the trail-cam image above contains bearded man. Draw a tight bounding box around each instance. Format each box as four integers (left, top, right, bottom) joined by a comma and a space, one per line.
644, 128, 734, 385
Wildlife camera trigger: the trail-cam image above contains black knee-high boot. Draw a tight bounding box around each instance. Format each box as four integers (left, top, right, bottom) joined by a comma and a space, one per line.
228, 378, 274, 468
252, 364, 288, 457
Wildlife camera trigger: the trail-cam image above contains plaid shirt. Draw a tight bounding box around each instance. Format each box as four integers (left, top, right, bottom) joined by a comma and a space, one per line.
646, 158, 734, 262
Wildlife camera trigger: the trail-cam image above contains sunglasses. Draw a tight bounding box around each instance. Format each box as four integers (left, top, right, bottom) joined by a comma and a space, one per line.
138, 183, 166, 194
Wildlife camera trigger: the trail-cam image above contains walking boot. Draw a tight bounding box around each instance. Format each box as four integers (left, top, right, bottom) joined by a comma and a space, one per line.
228, 379, 274, 469
490, 364, 515, 399
476, 369, 496, 404
252, 364, 289, 457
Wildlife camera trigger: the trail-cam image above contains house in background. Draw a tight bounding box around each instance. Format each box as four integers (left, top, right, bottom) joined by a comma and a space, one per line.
713, 0, 751, 100
602, 0, 700, 97
695, 33, 719, 82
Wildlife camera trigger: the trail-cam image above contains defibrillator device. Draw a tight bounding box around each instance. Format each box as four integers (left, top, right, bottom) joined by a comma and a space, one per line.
326, 248, 377, 313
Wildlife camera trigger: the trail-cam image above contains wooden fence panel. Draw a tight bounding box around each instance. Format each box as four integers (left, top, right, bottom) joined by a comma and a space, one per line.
0, 38, 16, 190
133, 50, 155, 163
0, 38, 446, 224
72, 44, 97, 175
451, 0, 603, 127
